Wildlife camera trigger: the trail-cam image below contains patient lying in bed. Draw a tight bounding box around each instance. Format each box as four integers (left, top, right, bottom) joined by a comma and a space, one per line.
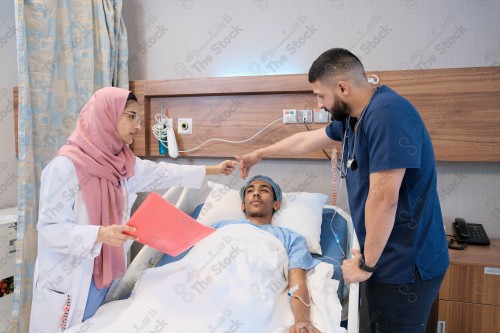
212, 175, 322, 333
66, 176, 345, 333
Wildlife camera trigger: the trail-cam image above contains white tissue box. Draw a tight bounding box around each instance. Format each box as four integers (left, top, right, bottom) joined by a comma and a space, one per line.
0, 207, 17, 332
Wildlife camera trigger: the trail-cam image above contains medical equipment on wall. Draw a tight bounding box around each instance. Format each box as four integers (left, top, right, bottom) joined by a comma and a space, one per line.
152, 111, 283, 157
152, 109, 178, 158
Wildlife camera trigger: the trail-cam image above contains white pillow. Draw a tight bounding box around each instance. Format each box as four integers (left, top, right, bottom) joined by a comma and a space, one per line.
196, 181, 327, 254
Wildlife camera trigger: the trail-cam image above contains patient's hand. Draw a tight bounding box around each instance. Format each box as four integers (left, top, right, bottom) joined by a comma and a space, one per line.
96, 225, 137, 246
289, 322, 322, 333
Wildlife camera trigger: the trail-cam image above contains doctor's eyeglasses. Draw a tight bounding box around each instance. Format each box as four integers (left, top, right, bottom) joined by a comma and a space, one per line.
124, 112, 141, 126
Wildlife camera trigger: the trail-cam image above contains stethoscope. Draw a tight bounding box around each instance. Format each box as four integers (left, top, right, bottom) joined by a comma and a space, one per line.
340, 87, 378, 178
339, 119, 357, 178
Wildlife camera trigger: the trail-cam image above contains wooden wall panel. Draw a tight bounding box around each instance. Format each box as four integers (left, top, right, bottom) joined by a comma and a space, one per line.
148, 93, 338, 158
12, 66, 500, 161
133, 66, 500, 161
145, 74, 311, 96
371, 67, 500, 161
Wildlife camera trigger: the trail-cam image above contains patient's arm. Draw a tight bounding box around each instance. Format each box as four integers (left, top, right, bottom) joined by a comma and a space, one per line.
287, 268, 322, 333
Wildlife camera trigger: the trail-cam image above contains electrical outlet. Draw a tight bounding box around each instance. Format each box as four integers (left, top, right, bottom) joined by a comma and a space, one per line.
178, 118, 192, 134
313, 108, 330, 123
283, 109, 297, 124
297, 109, 312, 123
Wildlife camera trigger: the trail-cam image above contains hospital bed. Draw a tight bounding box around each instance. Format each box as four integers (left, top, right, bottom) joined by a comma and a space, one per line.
104, 186, 360, 333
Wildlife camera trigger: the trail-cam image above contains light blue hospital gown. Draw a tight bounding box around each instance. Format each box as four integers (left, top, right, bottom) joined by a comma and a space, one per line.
211, 219, 320, 270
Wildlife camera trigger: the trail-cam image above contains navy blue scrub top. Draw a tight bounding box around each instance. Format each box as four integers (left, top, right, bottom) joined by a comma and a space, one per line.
326, 86, 449, 284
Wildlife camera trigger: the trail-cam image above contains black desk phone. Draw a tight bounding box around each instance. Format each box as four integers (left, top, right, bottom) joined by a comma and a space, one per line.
452, 217, 490, 246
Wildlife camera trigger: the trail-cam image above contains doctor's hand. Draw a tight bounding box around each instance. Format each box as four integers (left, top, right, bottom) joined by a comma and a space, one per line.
96, 225, 137, 247
289, 322, 322, 333
341, 249, 373, 284
235, 150, 263, 179
206, 160, 239, 176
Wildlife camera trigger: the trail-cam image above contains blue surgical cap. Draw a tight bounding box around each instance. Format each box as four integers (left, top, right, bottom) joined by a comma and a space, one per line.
239, 175, 282, 201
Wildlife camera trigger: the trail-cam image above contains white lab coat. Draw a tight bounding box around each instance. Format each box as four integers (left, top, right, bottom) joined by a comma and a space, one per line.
29, 156, 205, 333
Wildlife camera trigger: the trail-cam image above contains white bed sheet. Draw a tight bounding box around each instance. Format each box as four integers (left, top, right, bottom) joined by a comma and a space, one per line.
66, 224, 346, 333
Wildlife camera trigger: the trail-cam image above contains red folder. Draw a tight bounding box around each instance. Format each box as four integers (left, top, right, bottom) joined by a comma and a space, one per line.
125, 192, 215, 256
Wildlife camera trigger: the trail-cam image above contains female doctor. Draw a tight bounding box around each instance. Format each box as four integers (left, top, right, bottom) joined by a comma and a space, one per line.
29, 87, 236, 332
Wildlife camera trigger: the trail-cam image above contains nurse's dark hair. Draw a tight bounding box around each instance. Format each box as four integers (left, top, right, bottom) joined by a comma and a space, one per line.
127, 92, 137, 103
308, 48, 366, 84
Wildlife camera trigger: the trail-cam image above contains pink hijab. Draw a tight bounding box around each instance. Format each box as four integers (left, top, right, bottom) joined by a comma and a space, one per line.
58, 87, 137, 288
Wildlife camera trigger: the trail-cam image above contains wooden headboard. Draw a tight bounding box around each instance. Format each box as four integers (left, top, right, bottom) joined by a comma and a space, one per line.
13, 66, 500, 161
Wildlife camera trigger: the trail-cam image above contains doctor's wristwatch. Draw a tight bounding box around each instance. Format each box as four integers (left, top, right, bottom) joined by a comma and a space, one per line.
358, 253, 377, 273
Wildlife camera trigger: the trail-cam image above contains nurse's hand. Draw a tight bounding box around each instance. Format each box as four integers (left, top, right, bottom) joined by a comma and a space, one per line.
235, 150, 263, 179
341, 249, 373, 283
96, 225, 137, 246
206, 160, 239, 176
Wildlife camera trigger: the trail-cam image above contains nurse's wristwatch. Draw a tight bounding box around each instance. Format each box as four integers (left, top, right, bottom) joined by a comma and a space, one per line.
358, 253, 376, 273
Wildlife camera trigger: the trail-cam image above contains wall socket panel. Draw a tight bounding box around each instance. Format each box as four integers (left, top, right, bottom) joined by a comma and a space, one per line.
313, 108, 330, 123
178, 118, 192, 134
283, 109, 297, 123
297, 109, 313, 123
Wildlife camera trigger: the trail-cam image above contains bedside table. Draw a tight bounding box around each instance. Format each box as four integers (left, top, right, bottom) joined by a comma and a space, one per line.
434, 238, 500, 333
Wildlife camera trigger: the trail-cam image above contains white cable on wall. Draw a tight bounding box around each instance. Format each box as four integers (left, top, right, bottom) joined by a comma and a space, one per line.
152, 116, 284, 154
